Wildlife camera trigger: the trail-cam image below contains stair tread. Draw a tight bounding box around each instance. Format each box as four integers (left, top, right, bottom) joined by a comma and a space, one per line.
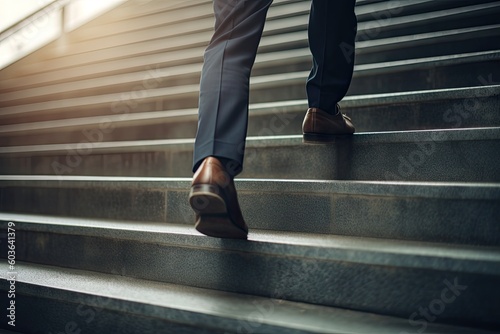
0, 261, 490, 334
1, 213, 499, 274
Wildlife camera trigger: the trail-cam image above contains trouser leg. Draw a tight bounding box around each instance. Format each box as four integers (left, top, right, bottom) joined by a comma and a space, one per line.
193, 0, 273, 175
306, 0, 357, 114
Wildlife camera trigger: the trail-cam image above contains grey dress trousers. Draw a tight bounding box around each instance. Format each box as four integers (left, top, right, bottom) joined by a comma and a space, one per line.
193, 0, 357, 175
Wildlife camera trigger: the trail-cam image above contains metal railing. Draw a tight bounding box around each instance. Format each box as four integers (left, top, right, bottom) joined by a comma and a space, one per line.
0, 0, 125, 70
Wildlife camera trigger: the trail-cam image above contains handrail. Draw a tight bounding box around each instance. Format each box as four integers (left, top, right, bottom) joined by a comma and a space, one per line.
0, 0, 70, 42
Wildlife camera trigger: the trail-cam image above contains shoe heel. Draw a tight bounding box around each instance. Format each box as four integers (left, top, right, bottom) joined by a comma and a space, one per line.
189, 184, 227, 214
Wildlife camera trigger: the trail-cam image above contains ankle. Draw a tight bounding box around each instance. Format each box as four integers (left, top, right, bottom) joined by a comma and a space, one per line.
213, 156, 241, 177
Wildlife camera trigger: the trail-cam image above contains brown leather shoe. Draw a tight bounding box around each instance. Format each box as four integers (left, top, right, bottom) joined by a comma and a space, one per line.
302, 105, 355, 142
189, 157, 248, 239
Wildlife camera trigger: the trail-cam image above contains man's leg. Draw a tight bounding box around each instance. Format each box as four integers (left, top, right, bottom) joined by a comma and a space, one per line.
193, 0, 273, 176
190, 0, 273, 239
307, 0, 357, 113
302, 0, 357, 141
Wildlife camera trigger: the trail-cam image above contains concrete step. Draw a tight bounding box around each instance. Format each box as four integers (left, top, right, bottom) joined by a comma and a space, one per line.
354, 0, 500, 22
1, 215, 500, 330
0, 1, 310, 80
41, 0, 500, 48
0, 261, 494, 333
67, 1, 215, 42
93, 0, 213, 25
346, 51, 500, 95
27, 0, 475, 65
2, 10, 499, 88
354, 24, 500, 65
0, 177, 499, 246
0, 52, 497, 124
1, 84, 499, 147
1, 1, 499, 332
68, 0, 310, 43
1, 73, 498, 144
355, 1, 500, 41
1, 126, 499, 182
57, 1, 500, 63
2, 49, 498, 106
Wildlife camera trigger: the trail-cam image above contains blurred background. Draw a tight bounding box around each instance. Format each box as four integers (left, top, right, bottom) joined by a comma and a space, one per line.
0, 0, 124, 69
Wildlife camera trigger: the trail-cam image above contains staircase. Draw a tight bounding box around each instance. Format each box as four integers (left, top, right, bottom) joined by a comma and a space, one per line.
1, 0, 500, 332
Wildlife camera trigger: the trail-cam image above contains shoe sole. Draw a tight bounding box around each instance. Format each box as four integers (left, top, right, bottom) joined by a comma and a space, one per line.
189, 184, 248, 240
303, 132, 354, 144
194, 215, 248, 240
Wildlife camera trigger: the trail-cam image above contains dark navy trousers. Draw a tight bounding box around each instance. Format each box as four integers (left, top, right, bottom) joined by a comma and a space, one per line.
193, 0, 357, 175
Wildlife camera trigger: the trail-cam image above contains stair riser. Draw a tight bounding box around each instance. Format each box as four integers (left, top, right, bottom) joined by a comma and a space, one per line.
249, 89, 500, 131
0, 72, 202, 108
1, 182, 498, 245
355, 0, 500, 23
356, 7, 500, 41
348, 58, 500, 95
96, 0, 214, 26
243, 138, 500, 182
0, 93, 199, 125
0, 118, 200, 146
3, 228, 499, 329
1, 66, 498, 127
66, 4, 215, 43
2, 90, 499, 145
356, 31, 500, 65
0, 83, 500, 146
1, 131, 499, 182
